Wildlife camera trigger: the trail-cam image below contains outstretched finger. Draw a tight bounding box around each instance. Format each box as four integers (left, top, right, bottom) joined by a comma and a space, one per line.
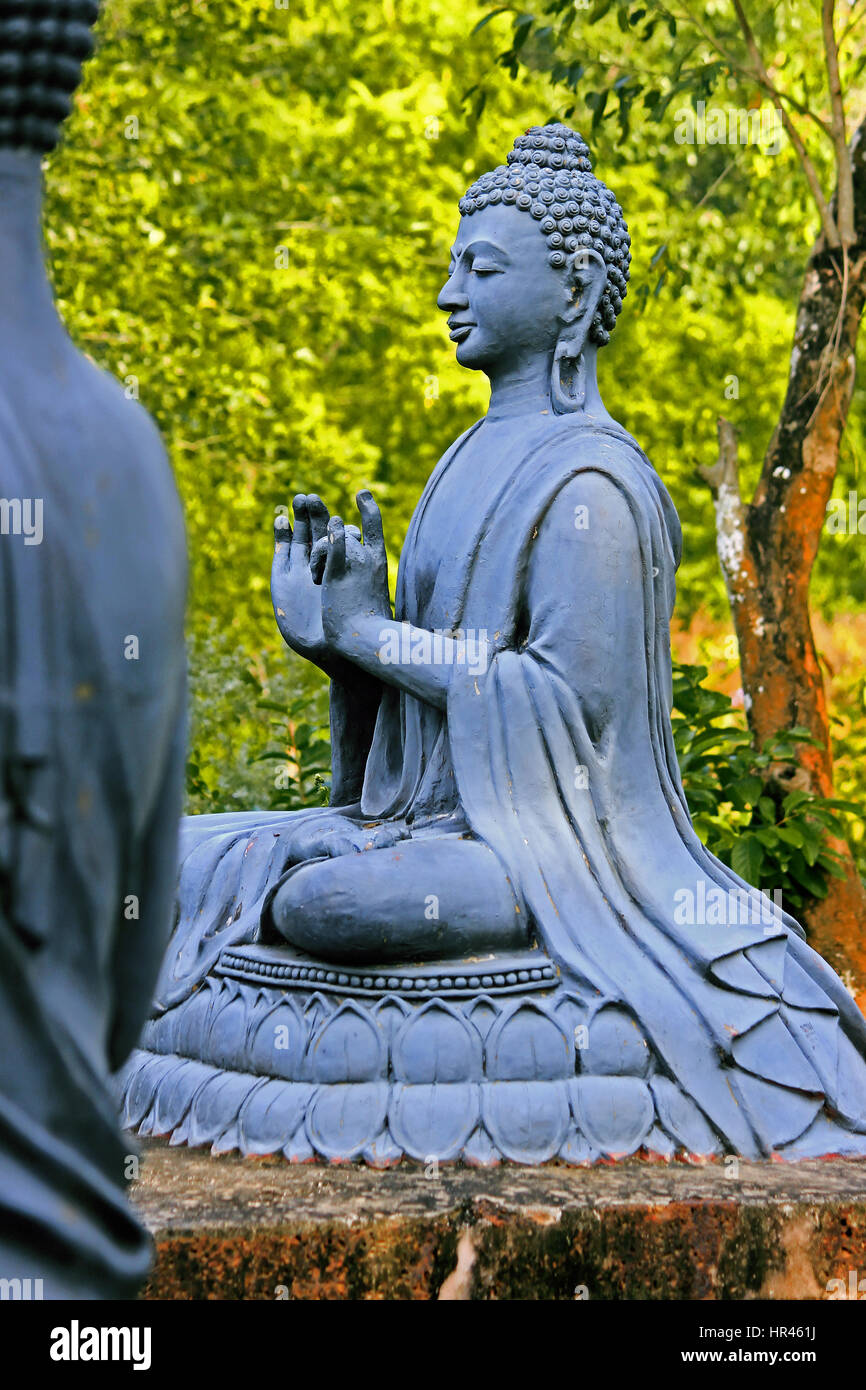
325, 516, 346, 580
290, 494, 311, 561
273, 511, 292, 554
356, 490, 385, 555
307, 494, 330, 545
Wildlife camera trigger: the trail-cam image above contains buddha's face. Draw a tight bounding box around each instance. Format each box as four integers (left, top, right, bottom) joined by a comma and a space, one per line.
437, 204, 574, 375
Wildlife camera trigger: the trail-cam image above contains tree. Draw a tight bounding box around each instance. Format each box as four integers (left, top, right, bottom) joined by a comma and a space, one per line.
475, 0, 866, 988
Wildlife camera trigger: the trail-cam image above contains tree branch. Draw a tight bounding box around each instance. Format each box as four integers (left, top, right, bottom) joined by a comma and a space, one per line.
822, 0, 856, 246
730, 0, 841, 248
696, 418, 758, 612
674, 4, 834, 138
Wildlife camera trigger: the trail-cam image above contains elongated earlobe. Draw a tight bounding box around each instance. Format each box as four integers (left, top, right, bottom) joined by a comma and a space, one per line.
551, 339, 586, 414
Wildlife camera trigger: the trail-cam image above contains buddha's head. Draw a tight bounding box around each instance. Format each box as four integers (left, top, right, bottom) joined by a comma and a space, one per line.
0, 0, 100, 155
438, 124, 630, 411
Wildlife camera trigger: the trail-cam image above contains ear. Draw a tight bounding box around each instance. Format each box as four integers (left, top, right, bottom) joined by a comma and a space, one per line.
559, 247, 607, 338
551, 249, 607, 415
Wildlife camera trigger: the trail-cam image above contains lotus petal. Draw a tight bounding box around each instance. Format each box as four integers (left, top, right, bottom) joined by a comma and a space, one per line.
486, 1002, 573, 1081
393, 1002, 482, 1083
305, 1082, 389, 1160
582, 1005, 652, 1078
390, 1082, 480, 1159
150, 1059, 215, 1138
238, 1079, 315, 1156
481, 1080, 570, 1162
175, 979, 222, 1058
309, 1001, 385, 1083
644, 1125, 678, 1158
184, 1070, 264, 1148
205, 987, 255, 1071
248, 999, 304, 1080
212, 1122, 240, 1156
302, 991, 334, 1034
558, 1126, 600, 1165
570, 1076, 654, 1156
362, 1129, 404, 1168
122, 1053, 179, 1130
462, 1126, 500, 1166
372, 997, 411, 1048
466, 998, 499, 1040
283, 1128, 315, 1163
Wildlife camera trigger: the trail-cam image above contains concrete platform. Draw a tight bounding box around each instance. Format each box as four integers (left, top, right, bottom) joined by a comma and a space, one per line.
132, 1140, 866, 1299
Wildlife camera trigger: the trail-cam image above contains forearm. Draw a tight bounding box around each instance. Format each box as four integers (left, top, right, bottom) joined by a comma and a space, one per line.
333, 617, 490, 710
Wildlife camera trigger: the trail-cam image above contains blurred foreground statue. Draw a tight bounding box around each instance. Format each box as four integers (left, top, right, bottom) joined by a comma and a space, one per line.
0, 2, 187, 1295
121, 125, 866, 1166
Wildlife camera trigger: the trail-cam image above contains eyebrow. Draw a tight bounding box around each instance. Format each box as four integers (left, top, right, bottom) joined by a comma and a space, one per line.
449, 240, 511, 263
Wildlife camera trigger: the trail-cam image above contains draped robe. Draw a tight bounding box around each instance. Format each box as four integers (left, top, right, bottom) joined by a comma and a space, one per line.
156, 412, 866, 1157
0, 340, 186, 1296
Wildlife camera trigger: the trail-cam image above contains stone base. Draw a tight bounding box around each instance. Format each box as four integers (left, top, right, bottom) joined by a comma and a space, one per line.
121, 942, 866, 1164
133, 1140, 866, 1300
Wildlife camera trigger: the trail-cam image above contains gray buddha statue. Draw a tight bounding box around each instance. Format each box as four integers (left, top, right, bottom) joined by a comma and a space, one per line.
122, 125, 866, 1166
0, 2, 187, 1295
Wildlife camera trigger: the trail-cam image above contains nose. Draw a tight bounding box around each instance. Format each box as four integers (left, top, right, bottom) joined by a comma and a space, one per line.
437, 271, 469, 314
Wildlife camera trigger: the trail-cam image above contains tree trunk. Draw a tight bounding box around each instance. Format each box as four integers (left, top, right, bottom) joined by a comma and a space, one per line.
698, 118, 866, 996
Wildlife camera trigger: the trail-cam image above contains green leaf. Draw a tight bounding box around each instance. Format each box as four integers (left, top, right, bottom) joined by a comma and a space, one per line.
729, 776, 763, 810
754, 826, 780, 849
471, 7, 513, 35
776, 824, 806, 848
731, 835, 764, 885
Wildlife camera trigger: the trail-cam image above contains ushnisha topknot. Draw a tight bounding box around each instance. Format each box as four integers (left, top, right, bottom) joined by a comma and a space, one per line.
0, 0, 100, 155
459, 123, 631, 346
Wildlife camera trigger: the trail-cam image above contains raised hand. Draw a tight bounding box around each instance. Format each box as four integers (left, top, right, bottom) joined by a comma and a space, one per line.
271, 493, 336, 673
312, 491, 391, 650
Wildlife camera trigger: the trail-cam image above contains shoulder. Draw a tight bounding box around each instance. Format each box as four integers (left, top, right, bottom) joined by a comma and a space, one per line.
535, 467, 639, 550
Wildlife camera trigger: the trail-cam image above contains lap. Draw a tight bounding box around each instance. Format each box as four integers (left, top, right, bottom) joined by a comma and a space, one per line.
269, 834, 526, 963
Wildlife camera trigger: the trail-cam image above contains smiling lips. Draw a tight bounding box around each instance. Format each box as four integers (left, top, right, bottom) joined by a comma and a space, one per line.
448, 321, 476, 342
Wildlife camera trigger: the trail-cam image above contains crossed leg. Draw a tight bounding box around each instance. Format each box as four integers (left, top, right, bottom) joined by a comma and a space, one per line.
268, 834, 527, 964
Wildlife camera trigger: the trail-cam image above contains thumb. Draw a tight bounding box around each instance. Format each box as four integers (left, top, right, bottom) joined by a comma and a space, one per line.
324, 516, 346, 580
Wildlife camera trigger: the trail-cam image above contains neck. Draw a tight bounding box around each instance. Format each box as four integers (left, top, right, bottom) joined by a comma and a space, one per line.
485, 344, 615, 424
486, 356, 552, 419
0, 150, 64, 342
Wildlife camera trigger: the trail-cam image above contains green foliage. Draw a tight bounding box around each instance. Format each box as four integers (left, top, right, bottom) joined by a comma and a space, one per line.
184, 623, 329, 814
672, 662, 858, 918
250, 692, 332, 812
39, 0, 864, 861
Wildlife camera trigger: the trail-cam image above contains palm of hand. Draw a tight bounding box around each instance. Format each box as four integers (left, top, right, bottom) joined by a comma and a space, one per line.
271, 494, 334, 669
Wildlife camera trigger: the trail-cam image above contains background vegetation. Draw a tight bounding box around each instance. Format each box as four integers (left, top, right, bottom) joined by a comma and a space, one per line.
44, 0, 865, 904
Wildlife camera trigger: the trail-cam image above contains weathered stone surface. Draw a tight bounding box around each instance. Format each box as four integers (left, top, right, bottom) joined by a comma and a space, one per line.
133, 1140, 866, 1300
